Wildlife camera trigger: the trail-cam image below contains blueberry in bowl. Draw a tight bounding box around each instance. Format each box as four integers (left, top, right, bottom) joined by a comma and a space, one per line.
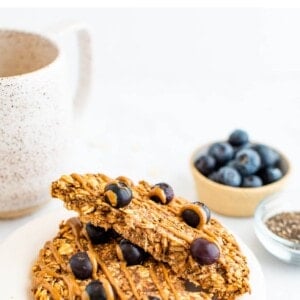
194, 155, 216, 176
217, 166, 242, 187
242, 175, 263, 188
234, 148, 261, 176
208, 142, 234, 166
228, 129, 249, 147
258, 167, 283, 185
190, 129, 290, 217
252, 144, 280, 168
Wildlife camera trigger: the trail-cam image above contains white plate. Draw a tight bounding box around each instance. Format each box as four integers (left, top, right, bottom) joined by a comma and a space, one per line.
0, 210, 266, 299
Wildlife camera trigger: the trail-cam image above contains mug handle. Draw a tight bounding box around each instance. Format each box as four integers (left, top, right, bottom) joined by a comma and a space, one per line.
46, 22, 92, 120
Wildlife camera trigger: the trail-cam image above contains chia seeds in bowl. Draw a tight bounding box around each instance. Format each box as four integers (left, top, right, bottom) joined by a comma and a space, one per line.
254, 191, 300, 265
266, 212, 300, 243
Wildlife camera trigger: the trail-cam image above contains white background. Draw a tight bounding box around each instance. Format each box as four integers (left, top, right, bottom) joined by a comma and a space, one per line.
0, 8, 300, 299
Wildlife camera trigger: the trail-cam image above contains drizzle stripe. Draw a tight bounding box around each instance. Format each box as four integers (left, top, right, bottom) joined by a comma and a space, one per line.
120, 262, 143, 300
149, 265, 168, 300
161, 264, 180, 300
88, 244, 128, 300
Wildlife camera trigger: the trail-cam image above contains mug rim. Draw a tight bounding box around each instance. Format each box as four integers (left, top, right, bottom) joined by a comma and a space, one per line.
0, 28, 61, 79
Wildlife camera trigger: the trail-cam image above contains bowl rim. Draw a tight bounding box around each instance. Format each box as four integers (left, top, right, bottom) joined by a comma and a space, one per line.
254, 196, 300, 250
190, 142, 291, 192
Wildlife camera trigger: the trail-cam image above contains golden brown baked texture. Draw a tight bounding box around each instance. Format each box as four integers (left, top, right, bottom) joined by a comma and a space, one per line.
32, 217, 212, 299
51, 173, 251, 300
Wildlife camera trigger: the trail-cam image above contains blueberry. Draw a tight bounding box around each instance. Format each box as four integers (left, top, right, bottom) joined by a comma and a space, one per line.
242, 175, 263, 188
194, 155, 216, 176
190, 238, 220, 265
252, 144, 280, 168
234, 149, 261, 176
208, 171, 220, 183
149, 183, 174, 204
208, 142, 234, 165
181, 202, 211, 228
182, 209, 200, 228
259, 167, 283, 184
86, 223, 115, 245
69, 252, 93, 280
118, 239, 147, 266
104, 182, 132, 208
85, 280, 107, 300
217, 166, 241, 187
228, 129, 249, 147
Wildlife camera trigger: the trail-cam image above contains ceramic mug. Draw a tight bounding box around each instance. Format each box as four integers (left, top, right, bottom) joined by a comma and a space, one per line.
0, 23, 92, 218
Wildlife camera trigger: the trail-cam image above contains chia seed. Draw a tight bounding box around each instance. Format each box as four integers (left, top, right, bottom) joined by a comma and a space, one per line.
265, 212, 300, 243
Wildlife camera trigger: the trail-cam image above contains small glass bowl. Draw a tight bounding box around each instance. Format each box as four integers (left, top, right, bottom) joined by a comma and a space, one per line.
254, 190, 300, 265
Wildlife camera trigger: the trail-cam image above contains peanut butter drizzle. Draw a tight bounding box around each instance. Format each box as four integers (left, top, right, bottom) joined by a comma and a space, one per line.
47, 241, 67, 271
120, 262, 143, 300
179, 204, 207, 229
166, 205, 179, 215
37, 265, 59, 278
46, 239, 82, 298
43, 221, 83, 299
164, 225, 193, 243
115, 244, 125, 261
84, 221, 179, 300
87, 250, 99, 279
62, 274, 82, 299
35, 279, 61, 300
36, 262, 81, 299
202, 228, 219, 245
161, 264, 180, 300
87, 244, 128, 300
148, 186, 167, 204
100, 276, 117, 300
105, 190, 118, 207
151, 195, 220, 244
64, 218, 125, 299
149, 265, 168, 300
174, 197, 217, 238
137, 199, 218, 246
64, 217, 122, 300
65, 218, 127, 299
116, 176, 134, 187
67, 217, 85, 251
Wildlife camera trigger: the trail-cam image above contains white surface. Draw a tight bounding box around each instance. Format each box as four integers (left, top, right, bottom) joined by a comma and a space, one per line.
0, 209, 265, 300
0, 8, 300, 300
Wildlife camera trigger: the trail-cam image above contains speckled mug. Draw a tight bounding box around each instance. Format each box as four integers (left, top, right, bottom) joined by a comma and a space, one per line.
0, 24, 92, 218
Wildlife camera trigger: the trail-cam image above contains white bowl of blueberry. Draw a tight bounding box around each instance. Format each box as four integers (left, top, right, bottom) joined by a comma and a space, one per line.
191, 129, 290, 217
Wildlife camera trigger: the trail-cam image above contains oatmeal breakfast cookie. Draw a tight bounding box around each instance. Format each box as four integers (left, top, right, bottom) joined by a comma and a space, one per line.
32, 217, 212, 299
51, 173, 251, 300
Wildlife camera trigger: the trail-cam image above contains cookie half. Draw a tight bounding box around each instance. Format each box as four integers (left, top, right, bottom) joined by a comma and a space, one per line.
32, 217, 212, 299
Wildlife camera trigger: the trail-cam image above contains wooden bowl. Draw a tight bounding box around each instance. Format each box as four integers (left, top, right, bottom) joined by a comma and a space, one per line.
190, 144, 291, 217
